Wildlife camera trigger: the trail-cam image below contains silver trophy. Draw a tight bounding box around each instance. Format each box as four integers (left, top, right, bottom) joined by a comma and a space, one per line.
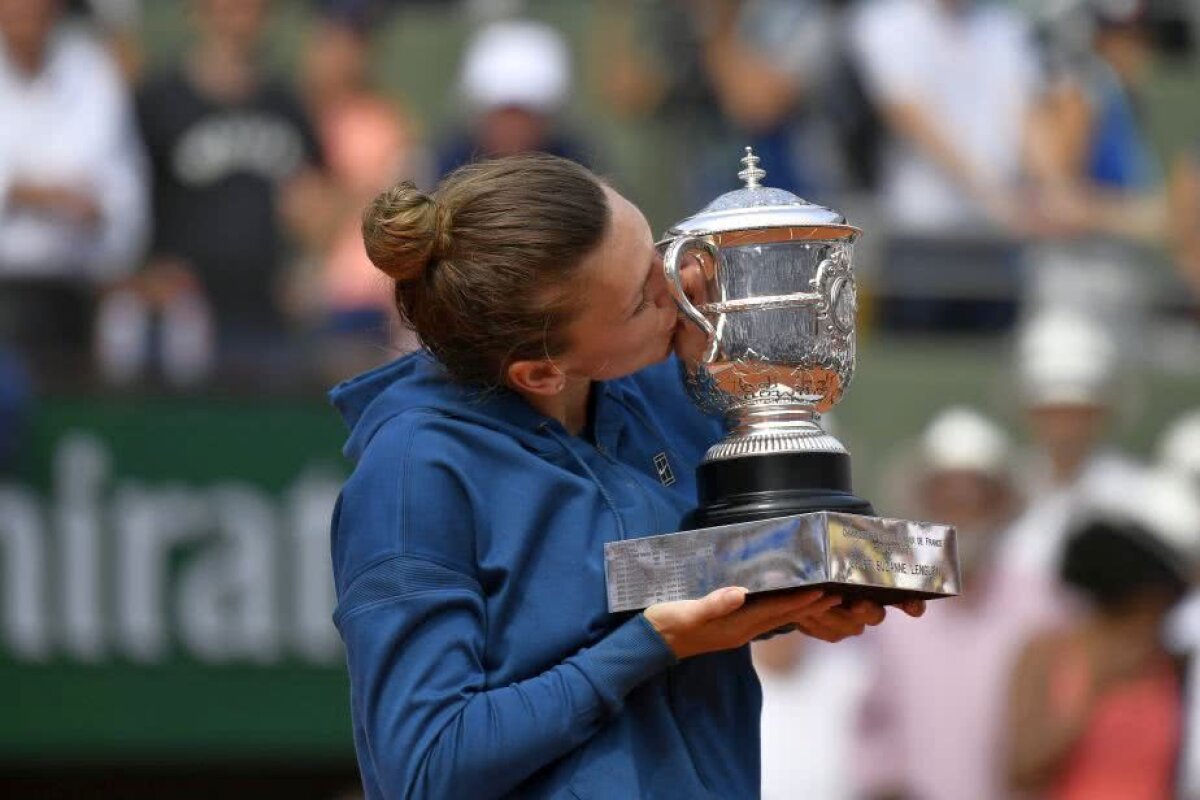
604, 149, 960, 612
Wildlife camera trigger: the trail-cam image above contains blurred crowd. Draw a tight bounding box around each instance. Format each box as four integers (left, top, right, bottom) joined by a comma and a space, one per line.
1, 0, 1199, 394
757, 304, 1200, 799
3, 0, 1200, 797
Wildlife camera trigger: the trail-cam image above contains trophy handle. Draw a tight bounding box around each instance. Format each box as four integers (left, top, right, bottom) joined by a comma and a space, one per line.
662, 235, 718, 341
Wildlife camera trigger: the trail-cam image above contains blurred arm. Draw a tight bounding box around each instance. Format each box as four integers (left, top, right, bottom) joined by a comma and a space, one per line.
88, 113, 150, 282
1027, 77, 1167, 243
1005, 635, 1092, 791
1169, 152, 1200, 298
592, 0, 668, 118
698, 0, 804, 133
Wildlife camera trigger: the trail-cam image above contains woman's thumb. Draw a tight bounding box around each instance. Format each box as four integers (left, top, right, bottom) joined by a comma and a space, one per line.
695, 586, 748, 621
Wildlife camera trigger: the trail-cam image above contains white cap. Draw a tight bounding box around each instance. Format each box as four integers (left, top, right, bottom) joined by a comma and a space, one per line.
1082, 467, 1200, 575
460, 20, 570, 114
920, 406, 1012, 477
1016, 310, 1119, 407
1159, 410, 1200, 484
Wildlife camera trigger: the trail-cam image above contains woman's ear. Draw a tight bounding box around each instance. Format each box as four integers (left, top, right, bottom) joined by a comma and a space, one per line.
506, 359, 566, 396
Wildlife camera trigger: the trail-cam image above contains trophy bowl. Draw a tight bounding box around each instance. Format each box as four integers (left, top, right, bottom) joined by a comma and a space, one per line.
662, 149, 860, 463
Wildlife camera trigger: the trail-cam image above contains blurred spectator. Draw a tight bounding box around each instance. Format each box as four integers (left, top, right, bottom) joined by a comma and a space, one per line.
435, 19, 590, 179
753, 633, 867, 800
1006, 477, 1200, 800
848, 0, 1044, 331
598, 0, 867, 211
110, 0, 323, 385
283, 10, 421, 383
0, 0, 147, 374
691, 0, 868, 199
1000, 310, 1147, 578
849, 0, 1041, 234
856, 406, 1068, 800
1029, 0, 1168, 244
1170, 144, 1200, 302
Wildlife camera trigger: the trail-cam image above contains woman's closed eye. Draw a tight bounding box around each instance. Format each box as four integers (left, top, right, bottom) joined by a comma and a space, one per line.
631, 295, 652, 316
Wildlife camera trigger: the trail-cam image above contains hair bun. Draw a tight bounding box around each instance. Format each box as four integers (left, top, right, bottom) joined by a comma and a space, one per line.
362, 181, 452, 282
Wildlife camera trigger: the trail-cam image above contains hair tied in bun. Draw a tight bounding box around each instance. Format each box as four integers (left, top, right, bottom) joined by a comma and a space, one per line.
362, 181, 453, 283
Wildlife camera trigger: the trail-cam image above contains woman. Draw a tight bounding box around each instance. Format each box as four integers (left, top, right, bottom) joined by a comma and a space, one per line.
330, 154, 919, 799
1006, 512, 1192, 800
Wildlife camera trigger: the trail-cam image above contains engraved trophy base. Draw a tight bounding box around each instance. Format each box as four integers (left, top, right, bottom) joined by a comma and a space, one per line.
604, 452, 960, 612
604, 510, 960, 612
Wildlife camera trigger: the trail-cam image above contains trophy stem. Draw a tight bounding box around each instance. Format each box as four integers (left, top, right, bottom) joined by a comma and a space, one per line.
705, 405, 847, 462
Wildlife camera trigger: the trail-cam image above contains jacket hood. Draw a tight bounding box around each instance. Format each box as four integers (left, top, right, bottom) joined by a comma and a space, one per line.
329, 351, 564, 462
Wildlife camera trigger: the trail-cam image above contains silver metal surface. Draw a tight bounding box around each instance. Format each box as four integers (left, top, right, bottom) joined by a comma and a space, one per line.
604, 512, 959, 612
662, 148, 861, 462
663, 147, 858, 240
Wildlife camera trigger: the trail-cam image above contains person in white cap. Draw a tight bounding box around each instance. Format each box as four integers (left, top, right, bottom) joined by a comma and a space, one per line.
1006, 470, 1199, 799
999, 310, 1147, 578
435, 20, 591, 179
855, 407, 1072, 800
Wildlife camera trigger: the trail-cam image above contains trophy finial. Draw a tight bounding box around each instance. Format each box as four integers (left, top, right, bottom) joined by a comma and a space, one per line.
737, 146, 766, 189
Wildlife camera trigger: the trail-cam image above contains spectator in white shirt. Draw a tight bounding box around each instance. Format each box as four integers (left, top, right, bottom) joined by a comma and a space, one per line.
850, 0, 1041, 234
0, 0, 146, 279
0, 0, 147, 364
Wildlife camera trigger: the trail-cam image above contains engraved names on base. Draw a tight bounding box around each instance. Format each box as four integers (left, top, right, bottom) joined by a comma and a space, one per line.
606, 535, 718, 610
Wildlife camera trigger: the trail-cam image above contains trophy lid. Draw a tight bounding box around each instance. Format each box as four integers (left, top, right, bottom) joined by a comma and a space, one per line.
664, 147, 859, 240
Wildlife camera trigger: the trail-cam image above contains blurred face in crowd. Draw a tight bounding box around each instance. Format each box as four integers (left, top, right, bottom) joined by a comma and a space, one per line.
919, 468, 1015, 574
478, 106, 553, 158
1096, 21, 1153, 84
1028, 403, 1108, 469
193, 0, 270, 53
0, 0, 61, 68
302, 20, 368, 103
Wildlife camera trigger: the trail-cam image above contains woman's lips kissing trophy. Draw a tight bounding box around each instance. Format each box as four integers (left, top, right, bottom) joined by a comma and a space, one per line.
604, 149, 960, 613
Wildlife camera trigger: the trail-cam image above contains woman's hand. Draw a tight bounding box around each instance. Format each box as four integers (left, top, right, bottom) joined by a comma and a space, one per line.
799, 597, 925, 642
648, 585, 844, 662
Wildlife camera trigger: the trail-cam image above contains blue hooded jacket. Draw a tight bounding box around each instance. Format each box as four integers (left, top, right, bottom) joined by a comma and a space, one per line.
329, 351, 762, 799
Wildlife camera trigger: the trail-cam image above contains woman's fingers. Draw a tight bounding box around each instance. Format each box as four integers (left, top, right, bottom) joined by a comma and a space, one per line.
792, 599, 886, 642
845, 599, 887, 627
745, 593, 838, 638
796, 617, 860, 643
898, 599, 927, 618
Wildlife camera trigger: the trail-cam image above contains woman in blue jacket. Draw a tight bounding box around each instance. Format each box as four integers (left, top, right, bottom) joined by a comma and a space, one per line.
330, 154, 920, 799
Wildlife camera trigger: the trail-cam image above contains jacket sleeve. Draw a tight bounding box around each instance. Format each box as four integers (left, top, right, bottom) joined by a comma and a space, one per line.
331, 420, 677, 799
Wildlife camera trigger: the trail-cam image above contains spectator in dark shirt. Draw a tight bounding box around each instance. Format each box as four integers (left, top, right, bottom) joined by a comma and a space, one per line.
127, 0, 323, 384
